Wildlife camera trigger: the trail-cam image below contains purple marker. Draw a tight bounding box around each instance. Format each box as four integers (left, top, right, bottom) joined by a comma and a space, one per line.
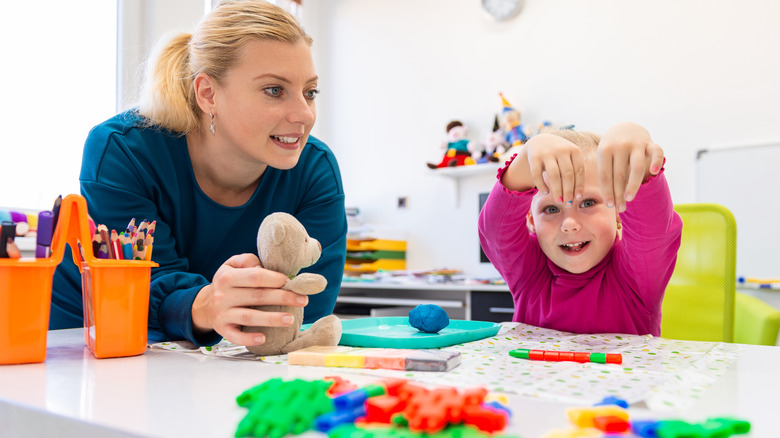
36, 211, 54, 258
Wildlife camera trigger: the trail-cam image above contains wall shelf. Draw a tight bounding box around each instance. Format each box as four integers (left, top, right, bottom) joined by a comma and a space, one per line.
428, 163, 500, 207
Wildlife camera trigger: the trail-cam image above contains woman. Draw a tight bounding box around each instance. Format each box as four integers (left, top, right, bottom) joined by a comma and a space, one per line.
50, 0, 347, 347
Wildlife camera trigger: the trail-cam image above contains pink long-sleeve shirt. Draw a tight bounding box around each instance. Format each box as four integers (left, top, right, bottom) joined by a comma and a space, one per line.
478, 157, 682, 336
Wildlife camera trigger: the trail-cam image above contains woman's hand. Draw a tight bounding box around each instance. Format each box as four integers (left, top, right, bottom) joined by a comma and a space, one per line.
597, 122, 665, 212
191, 253, 308, 346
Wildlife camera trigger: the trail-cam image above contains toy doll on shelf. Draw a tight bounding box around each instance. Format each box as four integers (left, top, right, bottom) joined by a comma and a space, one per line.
476, 115, 509, 164
499, 92, 532, 147
427, 120, 477, 169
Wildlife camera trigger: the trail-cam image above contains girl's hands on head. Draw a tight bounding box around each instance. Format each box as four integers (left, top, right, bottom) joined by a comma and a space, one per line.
191, 253, 308, 346
524, 133, 587, 205
597, 122, 665, 212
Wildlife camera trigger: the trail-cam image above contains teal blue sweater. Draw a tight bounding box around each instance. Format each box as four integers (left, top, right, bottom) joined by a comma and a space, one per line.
50, 111, 347, 346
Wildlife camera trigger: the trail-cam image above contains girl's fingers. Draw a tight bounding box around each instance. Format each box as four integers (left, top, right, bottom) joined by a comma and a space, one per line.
647, 142, 665, 175
571, 150, 586, 202
623, 147, 647, 204
528, 155, 549, 195
557, 154, 576, 206
598, 152, 616, 209
542, 158, 563, 203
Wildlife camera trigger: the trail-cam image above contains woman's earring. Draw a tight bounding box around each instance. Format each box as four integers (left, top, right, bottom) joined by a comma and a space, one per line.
209, 110, 216, 136
616, 220, 622, 230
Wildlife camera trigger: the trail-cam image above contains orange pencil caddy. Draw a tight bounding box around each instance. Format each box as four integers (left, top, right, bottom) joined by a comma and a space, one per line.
0, 195, 158, 364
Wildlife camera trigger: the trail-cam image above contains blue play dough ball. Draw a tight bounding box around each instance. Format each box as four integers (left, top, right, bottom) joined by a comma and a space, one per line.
408, 304, 450, 333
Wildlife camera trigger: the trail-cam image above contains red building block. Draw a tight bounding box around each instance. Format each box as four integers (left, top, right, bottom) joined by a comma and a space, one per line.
593, 415, 630, 433
364, 395, 405, 423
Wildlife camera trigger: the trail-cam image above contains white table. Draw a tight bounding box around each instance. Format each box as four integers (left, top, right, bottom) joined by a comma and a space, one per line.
1, 329, 779, 437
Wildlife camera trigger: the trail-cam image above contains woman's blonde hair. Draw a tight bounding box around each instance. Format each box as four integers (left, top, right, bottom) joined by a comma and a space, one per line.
137, 0, 312, 134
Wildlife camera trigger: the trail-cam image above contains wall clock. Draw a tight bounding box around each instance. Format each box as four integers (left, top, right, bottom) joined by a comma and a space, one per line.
482, 0, 524, 21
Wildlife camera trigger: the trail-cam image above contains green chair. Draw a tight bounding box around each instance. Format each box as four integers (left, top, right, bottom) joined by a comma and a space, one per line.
661, 203, 737, 342
661, 203, 780, 345
734, 292, 780, 346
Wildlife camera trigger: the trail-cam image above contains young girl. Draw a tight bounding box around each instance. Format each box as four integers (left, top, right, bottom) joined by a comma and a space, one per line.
478, 123, 682, 336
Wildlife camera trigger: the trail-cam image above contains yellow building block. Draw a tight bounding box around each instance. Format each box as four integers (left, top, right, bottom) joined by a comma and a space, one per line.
566, 405, 628, 428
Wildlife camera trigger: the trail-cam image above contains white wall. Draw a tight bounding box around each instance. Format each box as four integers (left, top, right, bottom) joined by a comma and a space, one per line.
302, 0, 780, 277
117, 0, 208, 110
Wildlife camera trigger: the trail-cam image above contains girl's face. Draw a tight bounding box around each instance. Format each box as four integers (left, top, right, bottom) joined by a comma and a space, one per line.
213, 39, 318, 170
527, 168, 618, 274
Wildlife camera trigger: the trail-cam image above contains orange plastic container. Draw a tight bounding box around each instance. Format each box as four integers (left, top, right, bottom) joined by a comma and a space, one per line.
0, 258, 59, 364
80, 260, 153, 358
0, 194, 157, 364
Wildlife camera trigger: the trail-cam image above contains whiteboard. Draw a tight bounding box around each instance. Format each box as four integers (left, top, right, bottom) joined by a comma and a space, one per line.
696, 143, 780, 279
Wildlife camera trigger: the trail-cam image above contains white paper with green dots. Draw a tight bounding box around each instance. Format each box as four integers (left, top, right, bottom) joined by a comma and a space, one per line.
150, 322, 742, 411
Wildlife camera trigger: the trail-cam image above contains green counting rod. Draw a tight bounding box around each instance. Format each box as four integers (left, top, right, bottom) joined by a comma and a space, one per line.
509, 348, 622, 364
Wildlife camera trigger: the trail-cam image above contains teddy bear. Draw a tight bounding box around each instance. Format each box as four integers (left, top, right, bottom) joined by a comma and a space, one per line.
242, 212, 342, 356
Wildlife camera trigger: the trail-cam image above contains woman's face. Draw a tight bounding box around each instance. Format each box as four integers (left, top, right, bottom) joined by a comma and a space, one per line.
213, 39, 318, 170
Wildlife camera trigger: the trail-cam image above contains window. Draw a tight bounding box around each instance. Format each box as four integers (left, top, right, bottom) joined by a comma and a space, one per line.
0, 2, 117, 210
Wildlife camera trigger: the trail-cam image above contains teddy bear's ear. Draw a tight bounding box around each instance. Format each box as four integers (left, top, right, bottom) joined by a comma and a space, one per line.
268, 219, 287, 245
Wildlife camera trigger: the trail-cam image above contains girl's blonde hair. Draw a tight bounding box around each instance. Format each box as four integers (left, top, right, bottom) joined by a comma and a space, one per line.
542, 128, 601, 162
137, 0, 312, 134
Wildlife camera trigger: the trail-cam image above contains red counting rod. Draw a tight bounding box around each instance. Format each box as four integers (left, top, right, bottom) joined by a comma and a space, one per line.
508, 348, 623, 364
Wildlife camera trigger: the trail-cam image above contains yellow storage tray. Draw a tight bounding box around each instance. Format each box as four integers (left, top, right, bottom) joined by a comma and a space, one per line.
346, 239, 406, 252
344, 258, 406, 273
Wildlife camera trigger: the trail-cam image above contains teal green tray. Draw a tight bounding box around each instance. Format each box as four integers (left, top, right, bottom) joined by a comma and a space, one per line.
303, 317, 501, 349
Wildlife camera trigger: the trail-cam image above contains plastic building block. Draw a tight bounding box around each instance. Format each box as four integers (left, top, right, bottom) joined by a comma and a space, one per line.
324, 376, 358, 396
544, 351, 561, 361
333, 385, 387, 410
315, 405, 366, 433
559, 352, 575, 361
461, 387, 489, 405
483, 400, 512, 418
235, 378, 334, 438
706, 417, 751, 435
590, 353, 607, 364
508, 348, 530, 359
364, 395, 406, 423
566, 405, 628, 428
594, 395, 629, 409
592, 415, 630, 433
573, 352, 591, 363
631, 419, 660, 438
462, 404, 508, 433
655, 420, 698, 438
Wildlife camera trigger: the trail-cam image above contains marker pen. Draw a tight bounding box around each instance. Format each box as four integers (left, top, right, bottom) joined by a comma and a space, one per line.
36, 211, 54, 258
0, 221, 16, 258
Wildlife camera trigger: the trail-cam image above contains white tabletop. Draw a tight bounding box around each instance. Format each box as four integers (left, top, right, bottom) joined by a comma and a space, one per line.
1, 328, 780, 438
